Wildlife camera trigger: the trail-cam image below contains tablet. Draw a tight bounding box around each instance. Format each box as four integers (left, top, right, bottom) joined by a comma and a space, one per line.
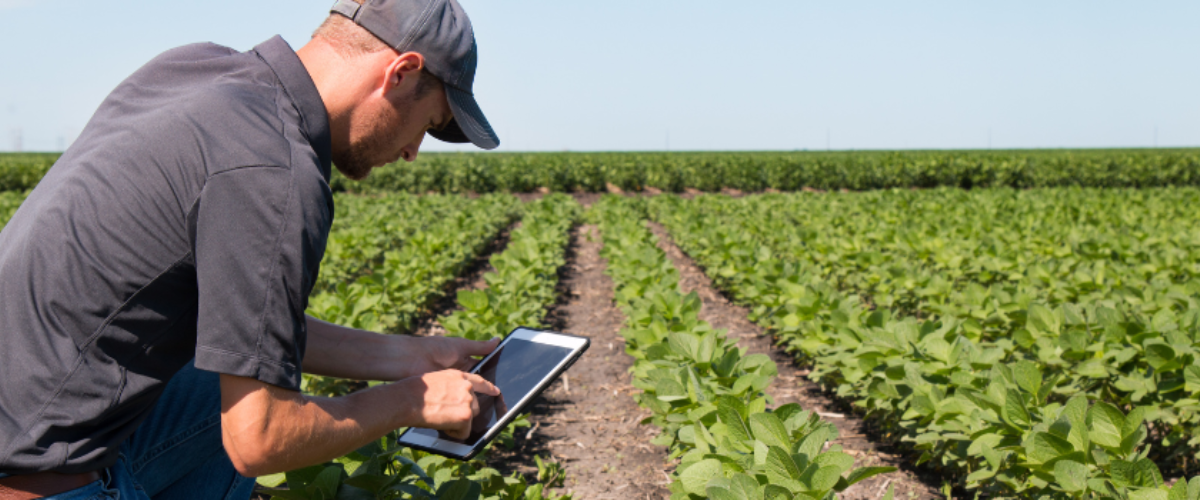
397, 327, 590, 460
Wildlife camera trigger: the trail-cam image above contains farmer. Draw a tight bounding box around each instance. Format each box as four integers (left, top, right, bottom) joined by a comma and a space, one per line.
0, 0, 503, 497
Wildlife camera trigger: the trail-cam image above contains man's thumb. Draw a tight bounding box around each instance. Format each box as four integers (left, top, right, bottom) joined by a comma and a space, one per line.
472, 337, 501, 355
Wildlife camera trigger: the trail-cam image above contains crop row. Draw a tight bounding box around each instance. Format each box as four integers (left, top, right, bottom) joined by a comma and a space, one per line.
5, 150, 1200, 195
265, 195, 582, 500
440, 193, 581, 342
331, 149, 1200, 195
589, 195, 895, 500
307, 194, 520, 335
315, 193, 468, 293
649, 190, 1200, 498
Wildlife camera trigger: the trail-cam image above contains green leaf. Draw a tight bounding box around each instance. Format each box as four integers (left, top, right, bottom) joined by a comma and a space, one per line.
1129, 490, 1170, 500
805, 465, 843, 492
813, 451, 855, 474
719, 398, 751, 443
835, 467, 896, 491
1123, 406, 1147, 438
1133, 458, 1164, 487
765, 446, 802, 485
306, 466, 342, 500
729, 473, 764, 500
257, 473, 288, 488
749, 412, 791, 450
679, 458, 723, 496
868, 379, 901, 400
1170, 479, 1189, 500
1087, 402, 1125, 449
668, 331, 700, 360
1145, 343, 1178, 371
1053, 460, 1088, 493
1028, 304, 1061, 335
763, 484, 794, 500
980, 442, 1002, 470
1012, 360, 1042, 395
1184, 366, 1200, 392
435, 479, 482, 500
1026, 432, 1075, 464
1003, 388, 1031, 429
457, 289, 488, 312
1111, 459, 1164, 488
1063, 395, 1088, 429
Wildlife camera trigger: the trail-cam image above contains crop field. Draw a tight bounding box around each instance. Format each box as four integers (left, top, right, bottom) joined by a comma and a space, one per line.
4, 149, 1200, 194
3, 152, 1200, 499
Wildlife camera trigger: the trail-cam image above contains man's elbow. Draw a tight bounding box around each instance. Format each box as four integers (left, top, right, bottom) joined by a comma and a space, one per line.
221, 425, 283, 478
219, 373, 299, 477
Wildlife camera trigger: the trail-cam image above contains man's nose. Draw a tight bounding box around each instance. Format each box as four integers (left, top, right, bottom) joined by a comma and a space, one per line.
400, 134, 425, 163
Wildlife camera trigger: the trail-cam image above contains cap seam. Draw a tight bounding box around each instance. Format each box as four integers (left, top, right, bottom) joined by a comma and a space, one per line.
449, 34, 475, 85
396, 0, 438, 53
449, 90, 491, 142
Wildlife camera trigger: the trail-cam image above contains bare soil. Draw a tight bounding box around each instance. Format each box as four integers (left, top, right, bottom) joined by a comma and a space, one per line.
646, 221, 942, 500
483, 224, 673, 499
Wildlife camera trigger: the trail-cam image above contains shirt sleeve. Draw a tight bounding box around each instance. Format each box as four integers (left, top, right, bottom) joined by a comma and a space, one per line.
191, 165, 330, 390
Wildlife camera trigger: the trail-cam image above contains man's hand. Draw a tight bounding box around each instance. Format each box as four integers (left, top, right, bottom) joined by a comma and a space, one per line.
409, 336, 501, 375
303, 315, 500, 381
406, 369, 500, 440
220, 368, 499, 476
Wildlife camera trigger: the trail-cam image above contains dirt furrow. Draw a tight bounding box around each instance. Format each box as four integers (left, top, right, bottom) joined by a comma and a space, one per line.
647, 221, 940, 500
473, 223, 673, 499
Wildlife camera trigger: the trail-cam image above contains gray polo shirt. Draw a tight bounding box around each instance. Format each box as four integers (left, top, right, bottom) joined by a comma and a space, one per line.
0, 36, 333, 475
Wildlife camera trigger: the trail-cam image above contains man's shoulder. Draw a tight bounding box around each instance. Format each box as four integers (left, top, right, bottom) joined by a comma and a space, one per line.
142, 44, 302, 175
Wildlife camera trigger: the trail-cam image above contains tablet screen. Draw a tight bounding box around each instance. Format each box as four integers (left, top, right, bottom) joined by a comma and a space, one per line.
408, 336, 574, 445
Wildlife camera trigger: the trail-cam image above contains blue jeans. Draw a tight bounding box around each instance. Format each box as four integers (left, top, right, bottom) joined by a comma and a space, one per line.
43, 361, 256, 500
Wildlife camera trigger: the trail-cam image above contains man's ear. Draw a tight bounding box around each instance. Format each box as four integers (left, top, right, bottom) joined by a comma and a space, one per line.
381, 52, 426, 97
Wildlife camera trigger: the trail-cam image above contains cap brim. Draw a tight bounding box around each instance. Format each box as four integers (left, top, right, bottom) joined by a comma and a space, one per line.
427, 86, 499, 150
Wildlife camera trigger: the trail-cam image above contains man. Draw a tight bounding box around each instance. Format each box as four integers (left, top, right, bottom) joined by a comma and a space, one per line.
0, 0, 502, 497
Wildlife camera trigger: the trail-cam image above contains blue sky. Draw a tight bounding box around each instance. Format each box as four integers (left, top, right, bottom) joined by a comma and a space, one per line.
0, 1, 1197, 152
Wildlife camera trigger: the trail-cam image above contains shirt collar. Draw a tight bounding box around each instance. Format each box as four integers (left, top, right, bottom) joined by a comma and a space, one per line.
253, 36, 332, 181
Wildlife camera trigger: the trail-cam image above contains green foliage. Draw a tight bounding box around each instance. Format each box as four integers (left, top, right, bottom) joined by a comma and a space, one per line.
0, 190, 28, 231
441, 194, 581, 340
648, 190, 1200, 497
329, 149, 1200, 194
590, 195, 893, 500
314, 193, 468, 295
257, 433, 563, 500
0, 153, 57, 192
306, 194, 520, 335
274, 194, 580, 500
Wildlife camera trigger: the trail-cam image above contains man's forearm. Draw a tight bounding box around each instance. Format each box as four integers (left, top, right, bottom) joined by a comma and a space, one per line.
220, 368, 497, 477
303, 315, 414, 381
220, 373, 417, 477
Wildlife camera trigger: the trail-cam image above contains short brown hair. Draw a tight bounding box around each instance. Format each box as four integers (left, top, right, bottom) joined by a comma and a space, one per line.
313, 2, 442, 100
313, 0, 391, 57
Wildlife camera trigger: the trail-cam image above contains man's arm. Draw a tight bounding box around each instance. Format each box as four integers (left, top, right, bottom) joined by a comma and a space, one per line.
302, 315, 499, 381
220, 369, 498, 477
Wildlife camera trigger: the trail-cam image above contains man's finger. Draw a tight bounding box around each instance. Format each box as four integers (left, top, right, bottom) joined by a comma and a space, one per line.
462, 337, 501, 357
464, 372, 500, 396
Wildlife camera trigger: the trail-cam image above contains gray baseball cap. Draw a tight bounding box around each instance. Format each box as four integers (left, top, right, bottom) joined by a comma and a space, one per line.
330, 0, 499, 149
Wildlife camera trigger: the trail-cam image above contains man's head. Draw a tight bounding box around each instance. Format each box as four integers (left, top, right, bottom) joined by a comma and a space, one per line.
299, 0, 498, 180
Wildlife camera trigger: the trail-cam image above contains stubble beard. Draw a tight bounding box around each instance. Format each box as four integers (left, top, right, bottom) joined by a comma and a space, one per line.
333, 100, 407, 181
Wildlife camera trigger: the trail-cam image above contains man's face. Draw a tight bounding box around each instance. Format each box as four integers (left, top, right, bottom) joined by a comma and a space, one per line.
334, 72, 452, 180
